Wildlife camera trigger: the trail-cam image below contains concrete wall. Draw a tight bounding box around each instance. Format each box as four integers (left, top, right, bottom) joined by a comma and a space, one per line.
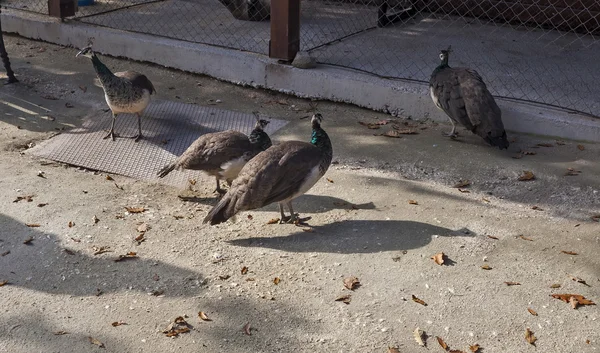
2, 10, 599, 142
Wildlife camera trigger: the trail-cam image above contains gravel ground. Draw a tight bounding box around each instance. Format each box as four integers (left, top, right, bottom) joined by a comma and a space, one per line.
0, 34, 599, 353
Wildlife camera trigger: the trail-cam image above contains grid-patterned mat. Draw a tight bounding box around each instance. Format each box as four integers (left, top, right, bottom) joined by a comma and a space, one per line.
29, 100, 288, 187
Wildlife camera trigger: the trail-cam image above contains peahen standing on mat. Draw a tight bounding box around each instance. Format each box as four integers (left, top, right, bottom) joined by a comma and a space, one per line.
157, 116, 272, 195
203, 113, 333, 225
76, 46, 155, 142
429, 46, 509, 149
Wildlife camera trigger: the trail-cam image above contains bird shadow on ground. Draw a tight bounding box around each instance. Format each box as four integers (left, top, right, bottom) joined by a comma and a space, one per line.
228, 220, 473, 254
0, 213, 203, 297
179, 192, 376, 214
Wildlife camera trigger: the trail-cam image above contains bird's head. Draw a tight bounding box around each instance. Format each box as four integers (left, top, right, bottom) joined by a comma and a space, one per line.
76, 46, 95, 59
439, 45, 452, 64
256, 118, 270, 130
311, 113, 323, 128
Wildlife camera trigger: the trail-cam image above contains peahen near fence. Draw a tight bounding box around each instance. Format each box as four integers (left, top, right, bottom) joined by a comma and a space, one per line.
2, 0, 599, 117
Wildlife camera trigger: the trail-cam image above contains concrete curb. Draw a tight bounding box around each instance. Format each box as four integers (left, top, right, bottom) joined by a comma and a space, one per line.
2, 10, 599, 142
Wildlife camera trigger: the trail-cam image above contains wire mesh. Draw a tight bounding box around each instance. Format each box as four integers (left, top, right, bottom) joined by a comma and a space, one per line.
302, 0, 600, 116
2, 0, 599, 116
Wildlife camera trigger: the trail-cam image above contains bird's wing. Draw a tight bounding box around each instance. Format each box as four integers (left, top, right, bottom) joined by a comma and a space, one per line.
177, 131, 250, 171
430, 68, 474, 130
115, 71, 156, 94
229, 141, 321, 211
458, 68, 505, 137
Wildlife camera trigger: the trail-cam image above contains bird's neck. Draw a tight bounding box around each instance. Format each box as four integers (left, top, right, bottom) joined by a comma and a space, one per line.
311, 126, 332, 153
91, 55, 115, 81
248, 128, 272, 151
433, 59, 450, 74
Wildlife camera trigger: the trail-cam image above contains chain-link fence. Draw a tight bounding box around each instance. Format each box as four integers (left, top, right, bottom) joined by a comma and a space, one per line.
2, 0, 599, 116
302, 0, 600, 117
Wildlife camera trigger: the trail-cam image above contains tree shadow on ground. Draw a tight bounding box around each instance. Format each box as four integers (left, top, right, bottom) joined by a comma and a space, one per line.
228, 220, 473, 254
0, 213, 203, 297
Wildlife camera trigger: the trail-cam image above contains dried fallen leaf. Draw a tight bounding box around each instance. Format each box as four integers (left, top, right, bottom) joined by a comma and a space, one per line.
1, 251, 10, 256
0, 280, 8, 286
525, 328, 536, 345
343, 276, 360, 290
93, 215, 99, 224
536, 143, 553, 147
242, 322, 252, 336
411, 295, 427, 306
565, 168, 582, 176
64, 249, 75, 255
591, 214, 600, 222
431, 252, 445, 265
188, 178, 197, 185
198, 311, 211, 321
124, 206, 146, 213
469, 344, 481, 352
325, 178, 334, 184
88, 336, 105, 348
111, 321, 127, 327
518, 235, 533, 241
163, 316, 192, 337
137, 223, 150, 233
504, 281, 521, 286
68, 221, 74, 228
37, 203, 48, 207
527, 308, 538, 316
437, 336, 448, 350
273, 277, 281, 285
22, 237, 34, 246
380, 130, 402, 138
449, 350, 465, 353
457, 188, 470, 193
518, 171, 535, 181
551, 294, 595, 308
571, 276, 590, 286
266, 218, 280, 224
487, 235, 499, 240
25, 224, 40, 228
247, 214, 253, 220
481, 264, 492, 270
13, 195, 34, 203
134, 233, 145, 243
577, 144, 585, 151
114, 252, 138, 262
358, 121, 381, 129
241, 266, 248, 275
391, 126, 419, 134
388, 347, 401, 353
408, 199, 418, 205
523, 151, 537, 155
105, 175, 114, 181
218, 275, 230, 280
413, 327, 425, 347
79, 85, 87, 93
561, 250, 578, 255
550, 283, 561, 289
531, 206, 543, 211
453, 180, 471, 188
53, 331, 69, 335
335, 294, 352, 304
92, 246, 112, 255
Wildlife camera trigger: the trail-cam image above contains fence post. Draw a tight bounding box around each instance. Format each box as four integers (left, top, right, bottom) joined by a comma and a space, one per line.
0, 8, 18, 83
269, 0, 300, 61
48, 0, 77, 18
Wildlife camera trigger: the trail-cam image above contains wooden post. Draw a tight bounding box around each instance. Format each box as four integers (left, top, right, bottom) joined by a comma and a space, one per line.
48, 0, 76, 18
269, 0, 300, 61
0, 8, 18, 83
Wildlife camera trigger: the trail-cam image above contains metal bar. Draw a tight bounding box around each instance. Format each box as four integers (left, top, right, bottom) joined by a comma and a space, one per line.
269, 0, 300, 61
0, 8, 18, 83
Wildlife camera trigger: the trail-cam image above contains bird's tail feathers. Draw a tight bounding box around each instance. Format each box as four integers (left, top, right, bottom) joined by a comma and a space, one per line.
203, 194, 237, 225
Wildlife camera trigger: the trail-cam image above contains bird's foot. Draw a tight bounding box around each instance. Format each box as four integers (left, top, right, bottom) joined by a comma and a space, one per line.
279, 214, 302, 224
4, 78, 18, 85
102, 131, 119, 141
130, 134, 143, 142
442, 131, 459, 139
214, 187, 227, 196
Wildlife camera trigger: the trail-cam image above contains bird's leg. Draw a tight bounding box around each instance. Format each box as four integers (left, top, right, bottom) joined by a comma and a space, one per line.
103, 112, 119, 141
130, 113, 143, 142
278, 203, 290, 224
214, 178, 226, 195
286, 201, 297, 224
442, 118, 458, 138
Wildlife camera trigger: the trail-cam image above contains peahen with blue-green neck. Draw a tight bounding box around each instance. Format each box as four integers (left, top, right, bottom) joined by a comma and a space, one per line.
204, 113, 333, 225
76, 46, 155, 142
